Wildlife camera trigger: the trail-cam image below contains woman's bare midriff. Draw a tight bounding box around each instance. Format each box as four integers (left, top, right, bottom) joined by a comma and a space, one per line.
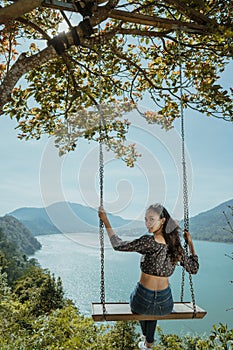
139, 272, 169, 291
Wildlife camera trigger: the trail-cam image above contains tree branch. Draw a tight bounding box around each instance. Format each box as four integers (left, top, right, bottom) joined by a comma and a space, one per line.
16, 17, 52, 41
117, 28, 172, 38
164, 0, 213, 25
109, 45, 161, 92
0, 48, 56, 115
108, 9, 213, 34
0, 0, 113, 24
61, 53, 98, 106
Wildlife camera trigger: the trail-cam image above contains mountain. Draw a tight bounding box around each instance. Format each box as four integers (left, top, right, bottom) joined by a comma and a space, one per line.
9, 199, 233, 243
9, 206, 61, 235
0, 215, 41, 254
188, 199, 233, 243
10, 202, 145, 236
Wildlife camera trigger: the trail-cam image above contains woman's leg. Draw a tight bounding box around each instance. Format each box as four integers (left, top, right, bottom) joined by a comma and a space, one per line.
139, 320, 146, 337
130, 284, 171, 347
139, 320, 157, 347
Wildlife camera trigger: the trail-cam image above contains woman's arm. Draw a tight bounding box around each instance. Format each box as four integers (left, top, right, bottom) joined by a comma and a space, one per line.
98, 206, 148, 253
181, 229, 199, 274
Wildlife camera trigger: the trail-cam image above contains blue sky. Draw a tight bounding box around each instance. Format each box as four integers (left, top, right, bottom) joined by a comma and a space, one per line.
0, 63, 232, 222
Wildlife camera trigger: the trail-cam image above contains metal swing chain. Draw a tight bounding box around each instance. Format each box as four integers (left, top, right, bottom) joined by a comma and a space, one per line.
97, 21, 106, 314
178, 30, 197, 315
99, 132, 106, 312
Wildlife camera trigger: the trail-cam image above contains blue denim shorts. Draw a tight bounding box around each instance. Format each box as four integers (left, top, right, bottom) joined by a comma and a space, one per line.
130, 282, 174, 316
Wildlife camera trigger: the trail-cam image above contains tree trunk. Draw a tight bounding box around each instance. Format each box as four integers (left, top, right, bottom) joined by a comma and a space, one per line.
0, 0, 42, 24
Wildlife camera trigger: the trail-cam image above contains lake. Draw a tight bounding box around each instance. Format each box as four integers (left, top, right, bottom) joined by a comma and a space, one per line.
32, 233, 233, 337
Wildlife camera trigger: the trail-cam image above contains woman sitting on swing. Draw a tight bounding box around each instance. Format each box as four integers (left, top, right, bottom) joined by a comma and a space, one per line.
98, 203, 199, 350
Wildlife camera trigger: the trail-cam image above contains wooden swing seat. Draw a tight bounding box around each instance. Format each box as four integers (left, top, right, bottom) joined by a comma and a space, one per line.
92, 302, 207, 321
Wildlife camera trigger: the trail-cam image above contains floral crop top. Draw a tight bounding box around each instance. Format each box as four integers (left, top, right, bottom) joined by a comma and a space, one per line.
110, 234, 199, 277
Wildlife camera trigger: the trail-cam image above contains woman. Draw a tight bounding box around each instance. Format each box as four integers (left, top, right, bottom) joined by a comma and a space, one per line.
98, 203, 199, 350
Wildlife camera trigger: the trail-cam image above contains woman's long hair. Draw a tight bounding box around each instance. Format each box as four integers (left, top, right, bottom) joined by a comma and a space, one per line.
147, 204, 183, 264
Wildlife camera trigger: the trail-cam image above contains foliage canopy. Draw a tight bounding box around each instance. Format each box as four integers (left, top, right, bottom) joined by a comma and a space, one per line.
0, 0, 232, 164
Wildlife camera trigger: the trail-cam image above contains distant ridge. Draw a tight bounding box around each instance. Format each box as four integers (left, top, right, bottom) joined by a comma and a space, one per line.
10, 206, 61, 235
10, 202, 145, 236
9, 199, 233, 243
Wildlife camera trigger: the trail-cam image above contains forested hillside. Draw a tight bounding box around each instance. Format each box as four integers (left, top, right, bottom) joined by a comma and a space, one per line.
188, 199, 233, 243
0, 226, 139, 349
0, 215, 41, 254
